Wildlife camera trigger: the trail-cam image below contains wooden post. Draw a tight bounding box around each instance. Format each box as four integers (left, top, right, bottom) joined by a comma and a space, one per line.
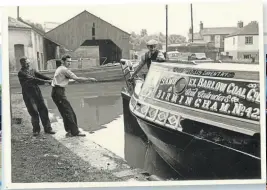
166, 5, 168, 53
17, 6, 20, 19
191, 4, 194, 43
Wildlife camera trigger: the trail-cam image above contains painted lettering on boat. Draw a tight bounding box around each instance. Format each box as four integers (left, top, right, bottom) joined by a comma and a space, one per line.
172, 68, 235, 78
153, 75, 260, 121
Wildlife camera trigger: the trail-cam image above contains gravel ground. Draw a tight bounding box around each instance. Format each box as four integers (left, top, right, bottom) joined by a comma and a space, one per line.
11, 94, 134, 183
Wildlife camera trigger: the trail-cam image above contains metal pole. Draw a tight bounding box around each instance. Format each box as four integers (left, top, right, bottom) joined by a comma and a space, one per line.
166, 5, 168, 53
191, 4, 194, 43
17, 6, 20, 19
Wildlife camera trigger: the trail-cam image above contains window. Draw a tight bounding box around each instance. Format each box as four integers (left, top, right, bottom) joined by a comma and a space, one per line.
245, 36, 253, 45
243, 54, 251, 59
210, 35, 215, 42
92, 22, 95, 37
92, 27, 95, 36
41, 53, 44, 67
222, 35, 226, 43
233, 37, 235, 45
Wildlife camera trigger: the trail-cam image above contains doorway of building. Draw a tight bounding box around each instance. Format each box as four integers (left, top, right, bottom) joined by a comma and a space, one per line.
37, 52, 41, 70
14, 44, 25, 71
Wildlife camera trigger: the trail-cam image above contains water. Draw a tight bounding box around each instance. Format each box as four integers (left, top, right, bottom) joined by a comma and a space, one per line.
40, 82, 178, 180
45, 95, 122, 132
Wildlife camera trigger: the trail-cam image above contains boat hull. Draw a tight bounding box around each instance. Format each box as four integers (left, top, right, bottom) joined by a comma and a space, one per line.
136, 117, 261, 180
122, 92, 261, 180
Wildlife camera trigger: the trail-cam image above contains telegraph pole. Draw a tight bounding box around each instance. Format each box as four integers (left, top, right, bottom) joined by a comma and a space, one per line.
166, 4, 168, 53
17, 6, 20, 19
191, 4, 194, 42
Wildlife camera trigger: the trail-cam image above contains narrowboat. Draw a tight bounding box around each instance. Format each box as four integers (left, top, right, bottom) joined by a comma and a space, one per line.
120, 59, 261, 180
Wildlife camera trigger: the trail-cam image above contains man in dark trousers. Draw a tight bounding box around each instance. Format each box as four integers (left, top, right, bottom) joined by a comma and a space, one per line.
18, 57, 56, 136
129, 39, 165, 80
51, 55, 97, 137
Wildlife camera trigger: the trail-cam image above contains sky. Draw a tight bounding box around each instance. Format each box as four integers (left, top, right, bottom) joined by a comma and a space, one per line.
7, 2, 261, 38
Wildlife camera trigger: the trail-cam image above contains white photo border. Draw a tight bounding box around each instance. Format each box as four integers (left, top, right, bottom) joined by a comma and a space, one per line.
1, 0, 266, 189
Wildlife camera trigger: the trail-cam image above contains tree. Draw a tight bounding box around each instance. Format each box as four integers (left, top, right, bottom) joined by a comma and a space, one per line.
140, 29, 148, 37
129, 29, 186, 51
130, 31, 137, 38
168, 34, 187, 44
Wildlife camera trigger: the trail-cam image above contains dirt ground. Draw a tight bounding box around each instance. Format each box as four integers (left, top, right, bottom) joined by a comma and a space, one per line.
11, 118, 125, 183
11, 94, 143, 183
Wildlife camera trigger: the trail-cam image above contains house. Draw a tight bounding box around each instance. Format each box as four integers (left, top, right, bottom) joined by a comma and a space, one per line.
45, 10, 131, 67
8, 17, 60, 72
224, 21, 259, 60
188, 21, 241, 51
187, 31, 203, 43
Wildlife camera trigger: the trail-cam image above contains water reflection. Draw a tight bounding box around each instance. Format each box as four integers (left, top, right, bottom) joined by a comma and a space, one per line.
45, 94, 179, 180
46, 95, 122, 132
124, 132, 179, 180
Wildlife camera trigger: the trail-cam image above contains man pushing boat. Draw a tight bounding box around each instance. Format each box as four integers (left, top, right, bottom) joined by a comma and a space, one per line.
129, 39, 165, 80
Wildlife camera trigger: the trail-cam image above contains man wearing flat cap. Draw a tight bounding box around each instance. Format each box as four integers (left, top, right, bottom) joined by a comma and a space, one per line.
129, 39, 165, 80
18, 57, 56, 136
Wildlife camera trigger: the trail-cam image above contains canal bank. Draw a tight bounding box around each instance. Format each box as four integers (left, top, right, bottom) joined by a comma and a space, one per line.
11, 94, 151, 183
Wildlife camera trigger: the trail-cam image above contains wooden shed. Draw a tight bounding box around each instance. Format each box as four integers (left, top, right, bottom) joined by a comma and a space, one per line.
45, 10, 130, 66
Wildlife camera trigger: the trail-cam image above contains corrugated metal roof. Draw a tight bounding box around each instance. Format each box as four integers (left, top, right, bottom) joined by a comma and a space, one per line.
226, 21, 258, 37
200, 27, 238, 35
8, 17, 31, 29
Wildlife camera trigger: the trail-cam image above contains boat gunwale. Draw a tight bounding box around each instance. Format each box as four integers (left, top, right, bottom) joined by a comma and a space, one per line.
154, 61, 259, 72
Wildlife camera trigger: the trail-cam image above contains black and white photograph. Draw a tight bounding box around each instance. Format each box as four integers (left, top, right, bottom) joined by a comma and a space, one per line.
4, 1, 265, 188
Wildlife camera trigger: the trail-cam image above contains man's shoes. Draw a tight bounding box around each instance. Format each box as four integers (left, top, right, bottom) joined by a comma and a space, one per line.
65, 132, 72, 137
65, 131, 86, 137
45, 130, 56, 135
33, 132, 40, 136
73, 131, 86, 137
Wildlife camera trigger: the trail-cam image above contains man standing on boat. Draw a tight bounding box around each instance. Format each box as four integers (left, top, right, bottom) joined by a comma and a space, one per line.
51, 55, 97, 137
129, 39, 165, 80
18, 57, 56, 136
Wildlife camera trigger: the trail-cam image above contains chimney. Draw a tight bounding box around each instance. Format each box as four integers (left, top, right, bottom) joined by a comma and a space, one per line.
17, 6, 19, 19
237, 21, 243, 28
200, 21, 203, 30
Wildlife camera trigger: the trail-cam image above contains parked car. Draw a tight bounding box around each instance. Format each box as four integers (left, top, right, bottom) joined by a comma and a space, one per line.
188, 53, 209, 60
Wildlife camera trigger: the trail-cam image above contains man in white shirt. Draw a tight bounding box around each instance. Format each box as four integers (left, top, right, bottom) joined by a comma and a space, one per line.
51, 55, 97, 137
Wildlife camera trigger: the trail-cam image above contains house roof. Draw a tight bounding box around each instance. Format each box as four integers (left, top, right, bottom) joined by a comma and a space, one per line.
200, 27, 238, 35
9, 17, 63, 47
46, 10, 130, 36
8, 17, 31, 29
18, 18, 46, 35
188, 33, 203, 40
226, 21, 258, 37
168, 41, 211, 47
